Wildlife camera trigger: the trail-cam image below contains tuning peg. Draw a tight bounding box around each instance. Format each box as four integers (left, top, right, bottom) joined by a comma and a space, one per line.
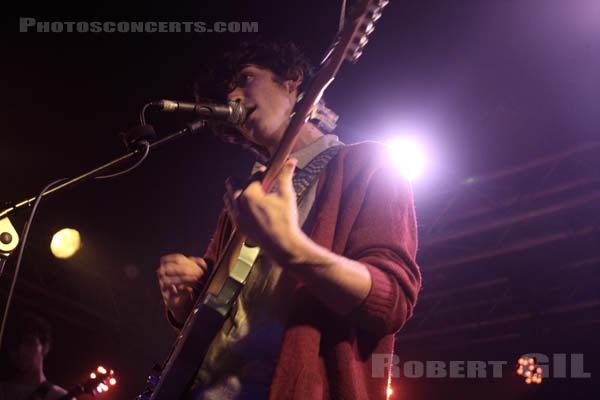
359, 21, 375, 36
368, 0, 389, 10
368, 7, 384, 23
345, 46, 364, 63
353, 34, 369, 48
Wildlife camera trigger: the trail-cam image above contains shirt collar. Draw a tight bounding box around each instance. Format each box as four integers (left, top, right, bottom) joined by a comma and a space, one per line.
251, 134, 343, 174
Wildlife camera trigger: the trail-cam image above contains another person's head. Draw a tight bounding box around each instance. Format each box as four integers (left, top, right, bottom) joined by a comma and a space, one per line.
4, 314, 52, 376
194, 39, 315, 160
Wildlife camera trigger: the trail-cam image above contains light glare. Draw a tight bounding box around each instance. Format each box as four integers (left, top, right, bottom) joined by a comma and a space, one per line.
50, 228, 81, 259
385, 138, 426, 181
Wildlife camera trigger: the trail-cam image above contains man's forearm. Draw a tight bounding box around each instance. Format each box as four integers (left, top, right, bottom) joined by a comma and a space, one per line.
279, 232, 373, 316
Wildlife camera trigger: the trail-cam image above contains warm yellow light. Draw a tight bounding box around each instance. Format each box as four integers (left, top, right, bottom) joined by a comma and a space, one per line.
50, 228, 81, 259
97, 366, 107, 374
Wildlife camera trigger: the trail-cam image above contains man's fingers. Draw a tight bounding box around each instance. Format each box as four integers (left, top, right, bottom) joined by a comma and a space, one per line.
189, 257, 208, 271
159, 262, 183, 276
276, 158, 297, 199
242, 181, 263, 203
160, 253, 186, 264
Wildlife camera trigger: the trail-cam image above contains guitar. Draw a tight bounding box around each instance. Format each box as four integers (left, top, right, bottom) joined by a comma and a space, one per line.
59, 366, 116, 399
138, 1, 390, 399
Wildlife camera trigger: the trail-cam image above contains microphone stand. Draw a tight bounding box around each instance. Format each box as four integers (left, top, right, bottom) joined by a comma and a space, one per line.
0, 119, 206, 269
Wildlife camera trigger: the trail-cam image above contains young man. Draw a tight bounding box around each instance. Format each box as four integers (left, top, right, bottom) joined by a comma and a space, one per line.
156, 41, 421, 399
0, 314, 71, 400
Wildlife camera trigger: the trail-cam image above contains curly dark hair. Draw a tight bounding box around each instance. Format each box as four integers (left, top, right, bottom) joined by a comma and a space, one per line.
193, 39, 315, 161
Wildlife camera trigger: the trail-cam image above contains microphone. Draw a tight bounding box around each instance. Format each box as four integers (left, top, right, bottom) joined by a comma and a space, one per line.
153, 100, 247, 125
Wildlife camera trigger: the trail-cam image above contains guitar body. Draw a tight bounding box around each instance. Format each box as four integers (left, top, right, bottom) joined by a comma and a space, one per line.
141, 243, 259, 400
140, 304, 224, 399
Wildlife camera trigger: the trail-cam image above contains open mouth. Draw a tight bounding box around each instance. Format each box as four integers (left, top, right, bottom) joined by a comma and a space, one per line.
244, 106, 257, 124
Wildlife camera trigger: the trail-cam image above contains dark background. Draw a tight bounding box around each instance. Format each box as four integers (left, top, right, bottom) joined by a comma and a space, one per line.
1, 1, 599, 399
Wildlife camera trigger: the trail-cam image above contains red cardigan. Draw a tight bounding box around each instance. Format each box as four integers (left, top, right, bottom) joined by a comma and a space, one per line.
202, 142, 421, 400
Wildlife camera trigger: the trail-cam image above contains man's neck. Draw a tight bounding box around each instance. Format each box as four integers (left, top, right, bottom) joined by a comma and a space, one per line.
267, 122, 324, 156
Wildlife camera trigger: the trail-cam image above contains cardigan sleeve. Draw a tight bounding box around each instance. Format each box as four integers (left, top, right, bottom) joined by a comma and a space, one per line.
202, 208, 233, 272
345, 159, 422, 336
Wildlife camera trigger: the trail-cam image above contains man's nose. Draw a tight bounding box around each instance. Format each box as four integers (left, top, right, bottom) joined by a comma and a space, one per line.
227, 87, 244, 103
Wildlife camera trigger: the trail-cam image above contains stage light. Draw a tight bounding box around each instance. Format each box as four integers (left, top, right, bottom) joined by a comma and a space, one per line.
50, 228, 81, 259
385, 137, 427, 181
386, 374, 394, 399
517, 356, 543, 384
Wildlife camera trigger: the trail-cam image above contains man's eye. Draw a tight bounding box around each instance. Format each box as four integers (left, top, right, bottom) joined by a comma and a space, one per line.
228, 72, 254, 92
239, 73, 254, 85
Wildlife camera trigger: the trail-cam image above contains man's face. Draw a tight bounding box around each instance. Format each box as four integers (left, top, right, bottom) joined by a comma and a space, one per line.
8, 335, 45, 373
226, 64, 298, 152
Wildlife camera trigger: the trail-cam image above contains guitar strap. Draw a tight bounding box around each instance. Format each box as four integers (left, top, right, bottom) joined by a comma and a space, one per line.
292, 143, 344, 204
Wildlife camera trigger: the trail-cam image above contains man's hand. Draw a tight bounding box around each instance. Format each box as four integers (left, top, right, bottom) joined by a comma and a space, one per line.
157, 254, 208, 324
224, 158, 305, 265
224, 157, 372, 316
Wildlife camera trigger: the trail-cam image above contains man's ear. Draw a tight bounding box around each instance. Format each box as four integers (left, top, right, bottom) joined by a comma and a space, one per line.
285, 67, 304, 94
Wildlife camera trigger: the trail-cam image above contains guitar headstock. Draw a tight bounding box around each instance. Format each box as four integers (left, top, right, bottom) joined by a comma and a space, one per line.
317, 0, 390, 79
296, 0, 390, 117
88, 365, 117, 395
343, 0, 390, 63
69, 365, 117, 398
265, 0, 391, 185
